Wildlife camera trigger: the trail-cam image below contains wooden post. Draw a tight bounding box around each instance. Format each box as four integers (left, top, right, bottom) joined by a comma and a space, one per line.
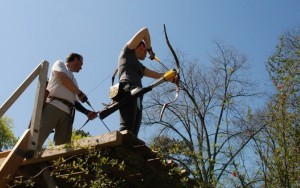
28, 60, 49, 150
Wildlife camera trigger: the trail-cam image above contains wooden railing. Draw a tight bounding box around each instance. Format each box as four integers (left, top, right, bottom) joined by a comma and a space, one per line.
0, 60, 49, 150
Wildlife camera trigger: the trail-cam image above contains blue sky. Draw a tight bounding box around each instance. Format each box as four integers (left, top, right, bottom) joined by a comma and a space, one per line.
1, 1, 299, 142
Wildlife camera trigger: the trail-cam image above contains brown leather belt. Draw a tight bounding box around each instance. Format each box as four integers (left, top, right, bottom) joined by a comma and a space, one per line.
46, 96, 75, 128
47, 96, 74, 109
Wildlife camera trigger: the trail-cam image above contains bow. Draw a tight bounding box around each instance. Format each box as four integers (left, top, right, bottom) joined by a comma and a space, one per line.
158, 24, 180, 120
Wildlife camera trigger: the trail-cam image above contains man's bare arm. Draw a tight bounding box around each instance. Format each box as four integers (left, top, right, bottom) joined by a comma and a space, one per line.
54, 71, 81, 95
127, 27, 151, 49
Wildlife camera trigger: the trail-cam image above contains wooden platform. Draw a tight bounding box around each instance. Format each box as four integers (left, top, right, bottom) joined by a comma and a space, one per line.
0, 130, 186, 188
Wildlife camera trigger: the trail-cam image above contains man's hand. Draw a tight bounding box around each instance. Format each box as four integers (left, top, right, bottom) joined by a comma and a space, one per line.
86, 110, 98, 120
78, 91, 88, 103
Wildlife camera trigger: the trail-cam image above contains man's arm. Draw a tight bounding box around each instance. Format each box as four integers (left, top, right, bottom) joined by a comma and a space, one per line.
144, 67, 179, 83
54, 71, 81, 95
54, 71, 87, 102
127, 27, 151, 50
143, 67, 163, 79
75, 101, 97, 120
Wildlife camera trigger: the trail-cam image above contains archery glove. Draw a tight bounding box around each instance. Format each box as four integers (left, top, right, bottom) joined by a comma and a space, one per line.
149, 53, 156, 60
147, 48, 155, 60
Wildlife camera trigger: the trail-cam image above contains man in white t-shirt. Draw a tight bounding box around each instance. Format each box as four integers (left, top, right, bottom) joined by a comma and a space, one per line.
37, 53, 97, 149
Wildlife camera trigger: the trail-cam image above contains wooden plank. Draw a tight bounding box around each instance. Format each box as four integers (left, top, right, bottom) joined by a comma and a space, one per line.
0, 63, 44, 117
0, 129, 30, 187
0, 150, 10, 158
23, 131, 123, 165
0, 155, 9, 169
0, 151, 11, 165
28, 60, 49, 150
111, 146, 179, 188
119, 130, 145, 147
132, 144, 158, 160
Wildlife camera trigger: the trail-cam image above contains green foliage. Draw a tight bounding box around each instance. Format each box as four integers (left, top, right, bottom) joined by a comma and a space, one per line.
51, 148, 126, 188
11, 148, 126, 188
151, 136, 192, 165
0, 116, 17, 151
267, 28, 300, 106
72, 129, 91, 141
150, 136, 202, 187
13, 176, 35, 187
45, 130, 91, 147
258, 27, 300, 187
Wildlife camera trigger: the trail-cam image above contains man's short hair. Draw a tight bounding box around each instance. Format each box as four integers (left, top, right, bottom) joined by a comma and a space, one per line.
66, 53, 83, 63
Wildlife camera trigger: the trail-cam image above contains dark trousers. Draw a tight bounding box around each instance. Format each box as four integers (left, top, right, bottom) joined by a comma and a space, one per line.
119, 82, 143, 136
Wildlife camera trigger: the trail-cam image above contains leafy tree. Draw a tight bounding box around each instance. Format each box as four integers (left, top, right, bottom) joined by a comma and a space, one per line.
72, 129, 91, 141
0, 117, 17, 152
144, 41, 260, 187
251, 27, 300, 187
267, 27, 300, 110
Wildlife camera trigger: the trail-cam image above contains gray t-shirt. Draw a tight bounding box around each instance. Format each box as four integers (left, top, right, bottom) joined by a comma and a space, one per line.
118, 45, 145, 87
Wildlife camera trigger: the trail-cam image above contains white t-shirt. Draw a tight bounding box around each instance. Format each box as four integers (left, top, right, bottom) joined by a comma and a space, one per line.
47, 60, 78, 114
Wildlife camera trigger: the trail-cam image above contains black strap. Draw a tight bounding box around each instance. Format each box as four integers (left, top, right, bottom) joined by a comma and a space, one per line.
111, 68, 118, 86
74, 101, 88, 114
